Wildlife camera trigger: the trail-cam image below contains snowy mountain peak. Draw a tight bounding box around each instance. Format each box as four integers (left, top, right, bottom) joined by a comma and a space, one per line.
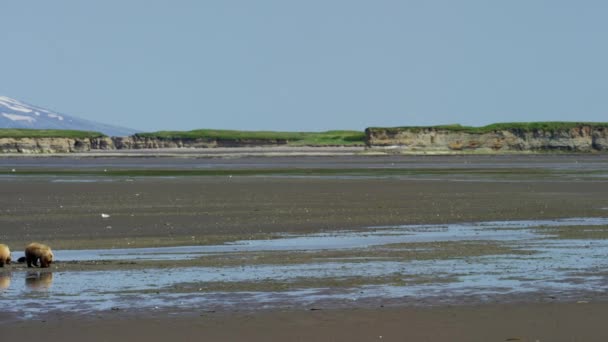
0, 96, 139, 137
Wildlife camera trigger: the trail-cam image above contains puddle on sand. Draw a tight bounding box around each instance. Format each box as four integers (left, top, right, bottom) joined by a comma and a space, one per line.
41, 217, 608, 261
2, 217, 608, 318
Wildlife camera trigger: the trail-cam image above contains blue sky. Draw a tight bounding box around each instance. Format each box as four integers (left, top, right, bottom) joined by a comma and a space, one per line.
1, 1, 607, 132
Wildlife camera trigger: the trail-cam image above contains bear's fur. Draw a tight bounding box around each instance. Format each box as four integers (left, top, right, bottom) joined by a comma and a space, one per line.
25, 243, 54, 268
0, 244, 11, 267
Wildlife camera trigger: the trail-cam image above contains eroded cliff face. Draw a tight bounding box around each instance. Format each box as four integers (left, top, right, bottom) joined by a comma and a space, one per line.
111, 136, 289, 149
366, 126, 608, 153
0, 137, 114, 153
0, 136, 289, 153
3, 126, 608, 153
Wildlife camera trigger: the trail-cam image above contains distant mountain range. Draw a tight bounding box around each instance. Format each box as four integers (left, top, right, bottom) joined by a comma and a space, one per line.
0, 96, 139, 136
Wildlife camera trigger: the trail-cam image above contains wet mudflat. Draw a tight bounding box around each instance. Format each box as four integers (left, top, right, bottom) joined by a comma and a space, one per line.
3, 153, 608, 171
3, 217, 608, 317
1, 154, 608, 322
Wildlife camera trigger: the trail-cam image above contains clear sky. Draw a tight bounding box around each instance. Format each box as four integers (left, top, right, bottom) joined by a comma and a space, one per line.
1, 1, 607, 132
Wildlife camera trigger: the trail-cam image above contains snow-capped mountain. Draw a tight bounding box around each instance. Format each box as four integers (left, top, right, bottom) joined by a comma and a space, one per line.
0, 96, 139, 137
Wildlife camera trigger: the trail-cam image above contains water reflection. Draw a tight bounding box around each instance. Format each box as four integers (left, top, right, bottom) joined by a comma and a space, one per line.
0, 273, 10, 290
25, 272, 53, 290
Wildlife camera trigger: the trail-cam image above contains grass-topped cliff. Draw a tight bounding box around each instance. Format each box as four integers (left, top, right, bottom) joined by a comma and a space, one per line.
135, 129, 366, 146
367, 122, 608, 134
0, 129, 106, 139
3, 122, 608, 153
366, 122, 608, 152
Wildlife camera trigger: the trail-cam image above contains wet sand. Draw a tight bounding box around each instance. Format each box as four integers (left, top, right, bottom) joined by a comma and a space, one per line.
1, 172, 608, 249
3, 303, 608, 342
3, 153, 608, 171
2, 154, 608, 340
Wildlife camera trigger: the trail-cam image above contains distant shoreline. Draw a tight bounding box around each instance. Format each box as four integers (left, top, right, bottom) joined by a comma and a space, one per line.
1, 145, 606, 158
3, 122, 608, 154
0, 146, 366, 157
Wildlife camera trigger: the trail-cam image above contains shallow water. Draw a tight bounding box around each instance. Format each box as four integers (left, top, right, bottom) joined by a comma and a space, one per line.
2, 217, 608, 317
34, 217, 608, 261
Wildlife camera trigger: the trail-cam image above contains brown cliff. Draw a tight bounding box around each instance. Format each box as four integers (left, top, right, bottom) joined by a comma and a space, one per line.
366, 124, 608, 153
0, 137, 114, 153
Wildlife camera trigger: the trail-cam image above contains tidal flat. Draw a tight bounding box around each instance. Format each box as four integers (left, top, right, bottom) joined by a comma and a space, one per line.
2, 154, 608, 323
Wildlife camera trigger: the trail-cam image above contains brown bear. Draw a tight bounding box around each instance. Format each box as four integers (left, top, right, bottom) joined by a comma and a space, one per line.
0, 244, 11, 267
25, 243, 54, 268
